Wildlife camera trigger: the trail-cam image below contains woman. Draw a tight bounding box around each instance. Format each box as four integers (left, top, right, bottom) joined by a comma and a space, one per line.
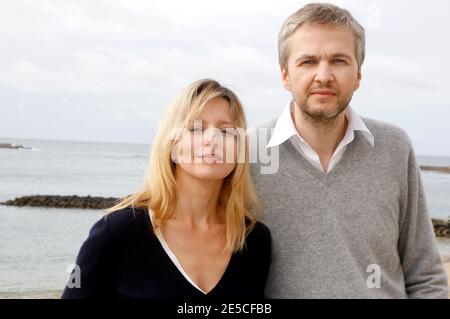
61, 79, 271, 299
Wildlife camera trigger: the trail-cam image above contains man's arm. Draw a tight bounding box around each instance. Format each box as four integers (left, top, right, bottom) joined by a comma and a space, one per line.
398, 148, 448, 299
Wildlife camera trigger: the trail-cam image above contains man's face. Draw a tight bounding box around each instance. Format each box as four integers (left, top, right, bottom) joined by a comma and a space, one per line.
281, 24, 361, 120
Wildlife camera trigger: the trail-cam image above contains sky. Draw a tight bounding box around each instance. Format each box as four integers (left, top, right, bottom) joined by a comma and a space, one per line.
0, 0, 449, 156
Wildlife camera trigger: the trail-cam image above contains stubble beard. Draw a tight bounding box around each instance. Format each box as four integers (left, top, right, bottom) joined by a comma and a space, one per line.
292, 93, 351, 130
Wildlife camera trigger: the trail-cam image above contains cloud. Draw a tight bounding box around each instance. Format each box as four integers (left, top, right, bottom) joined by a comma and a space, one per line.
0, 0, 449, 155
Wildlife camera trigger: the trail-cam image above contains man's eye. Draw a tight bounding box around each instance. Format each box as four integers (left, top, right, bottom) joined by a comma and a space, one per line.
333, 59, 346, 64
302, 60, 316, 65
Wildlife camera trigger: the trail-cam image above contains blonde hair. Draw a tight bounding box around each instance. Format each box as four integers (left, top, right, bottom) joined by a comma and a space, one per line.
278, 3, 365, 69
106, 79, 261, 252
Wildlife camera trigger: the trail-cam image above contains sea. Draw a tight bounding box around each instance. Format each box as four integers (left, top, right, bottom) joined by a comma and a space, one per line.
0, 137, 449, 297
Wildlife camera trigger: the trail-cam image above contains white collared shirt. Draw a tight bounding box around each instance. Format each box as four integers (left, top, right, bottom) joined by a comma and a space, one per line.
267, 100, 374, 174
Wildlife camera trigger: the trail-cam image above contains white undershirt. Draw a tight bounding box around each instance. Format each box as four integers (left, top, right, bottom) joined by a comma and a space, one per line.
148, 208, 207, 294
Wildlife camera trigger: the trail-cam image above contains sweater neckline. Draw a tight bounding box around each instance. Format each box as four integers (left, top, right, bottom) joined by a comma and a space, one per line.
144, 208, 235, 296
282, 131, 361, 185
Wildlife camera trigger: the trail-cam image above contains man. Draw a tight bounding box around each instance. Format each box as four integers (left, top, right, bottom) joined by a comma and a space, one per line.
250, 3, 448, 298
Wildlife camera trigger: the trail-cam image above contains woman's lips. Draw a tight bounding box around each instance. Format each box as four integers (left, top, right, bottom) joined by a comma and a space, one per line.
195, 154, 221, 164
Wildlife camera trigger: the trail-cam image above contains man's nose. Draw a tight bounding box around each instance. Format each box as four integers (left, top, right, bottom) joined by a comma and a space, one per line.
314, 62, 334, 84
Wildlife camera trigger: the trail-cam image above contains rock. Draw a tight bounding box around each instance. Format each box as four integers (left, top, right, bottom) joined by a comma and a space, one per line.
2, 196, 450, 239
432, 218, 450, 238
0, 143, 24, 149
420, 165, 450, 174
0, 143, 32, 150
0, 195, 120, 209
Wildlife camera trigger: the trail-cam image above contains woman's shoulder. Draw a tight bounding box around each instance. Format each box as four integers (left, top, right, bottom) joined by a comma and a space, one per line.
247, 219, 270, 235
83, 206, 149, 245
103, 206, 150, 237
238, 221, 271, 267
245, 220, 271, 246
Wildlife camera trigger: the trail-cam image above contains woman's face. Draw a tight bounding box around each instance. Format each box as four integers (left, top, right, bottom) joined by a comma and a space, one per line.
173, 97, 238, 181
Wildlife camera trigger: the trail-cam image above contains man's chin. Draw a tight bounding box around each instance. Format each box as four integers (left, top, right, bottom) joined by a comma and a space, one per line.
303, 105, 344, 120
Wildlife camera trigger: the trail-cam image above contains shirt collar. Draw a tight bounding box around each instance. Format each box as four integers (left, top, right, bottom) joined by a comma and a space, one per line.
345, 105, 374, 147
267, 100, 374, 148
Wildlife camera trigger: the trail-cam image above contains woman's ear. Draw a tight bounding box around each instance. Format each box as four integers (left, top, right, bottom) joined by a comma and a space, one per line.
170, 140, 180, 164
170, 129, 184, 164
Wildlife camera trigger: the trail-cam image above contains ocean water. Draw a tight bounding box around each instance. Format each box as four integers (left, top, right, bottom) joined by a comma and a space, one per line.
419, 155, 450, 221
0, 138, 449, 295
0, 138, 149, 296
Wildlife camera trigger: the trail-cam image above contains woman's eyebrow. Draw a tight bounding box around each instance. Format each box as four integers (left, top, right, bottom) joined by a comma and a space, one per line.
192, 119, 233, 126
218, 120, 233, 126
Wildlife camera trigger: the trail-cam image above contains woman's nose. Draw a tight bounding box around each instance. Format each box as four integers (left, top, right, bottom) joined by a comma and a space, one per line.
203, 127, 218, 147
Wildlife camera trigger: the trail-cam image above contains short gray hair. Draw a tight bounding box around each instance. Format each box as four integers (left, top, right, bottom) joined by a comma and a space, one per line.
278, 3, 365, 69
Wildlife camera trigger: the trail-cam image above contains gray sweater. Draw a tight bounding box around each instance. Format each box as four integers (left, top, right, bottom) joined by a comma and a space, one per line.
250, 117, 448, 298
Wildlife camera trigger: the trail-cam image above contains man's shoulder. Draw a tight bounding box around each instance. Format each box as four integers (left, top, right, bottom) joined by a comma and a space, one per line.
362, 117, 407, 135
361, 117, 413, 150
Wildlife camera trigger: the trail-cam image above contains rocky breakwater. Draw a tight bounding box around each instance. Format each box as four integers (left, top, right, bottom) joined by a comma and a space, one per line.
432, 218, 450, 239
1, 195, 120, 209
2, 195, 450, 239
0, 143, 30, 149
420, 165, 450, 174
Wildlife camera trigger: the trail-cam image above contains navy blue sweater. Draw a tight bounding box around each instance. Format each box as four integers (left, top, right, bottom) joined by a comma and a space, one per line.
61, 207, 271, 299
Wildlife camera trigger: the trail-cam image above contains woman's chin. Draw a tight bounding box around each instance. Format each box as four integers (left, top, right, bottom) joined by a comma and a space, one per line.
180, 163, 234, 181
195, 165, 233, 180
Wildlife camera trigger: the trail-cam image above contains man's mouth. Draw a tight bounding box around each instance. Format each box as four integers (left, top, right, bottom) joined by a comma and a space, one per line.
310, 89, 336, 96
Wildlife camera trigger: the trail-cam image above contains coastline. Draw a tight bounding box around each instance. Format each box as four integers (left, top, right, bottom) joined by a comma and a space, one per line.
420, 165, 450, 174
2, 196, 450, 239
0, 290, 62, 299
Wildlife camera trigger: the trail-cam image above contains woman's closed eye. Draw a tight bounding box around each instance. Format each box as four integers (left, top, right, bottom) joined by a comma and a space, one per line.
189, 126, 203, 133
188, 126, 235, 137
220, 128, 236, 137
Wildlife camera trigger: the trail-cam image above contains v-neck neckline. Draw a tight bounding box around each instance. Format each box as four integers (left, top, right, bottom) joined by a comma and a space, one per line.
146, 208, 235, 296
282, 131, 361, 185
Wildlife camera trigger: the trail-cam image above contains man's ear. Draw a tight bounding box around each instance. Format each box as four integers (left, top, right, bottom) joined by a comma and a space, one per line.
280, 64, 291, 91
354, 67, 362, 91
